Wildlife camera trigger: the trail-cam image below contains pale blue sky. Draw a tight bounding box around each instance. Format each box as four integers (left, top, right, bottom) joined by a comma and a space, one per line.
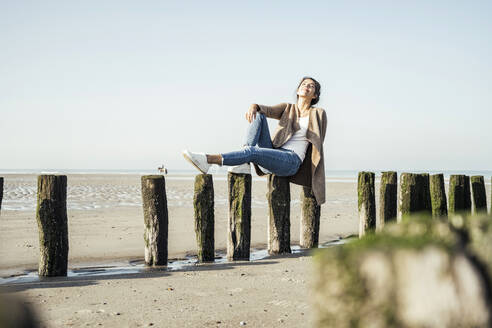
1, 1, 491, 171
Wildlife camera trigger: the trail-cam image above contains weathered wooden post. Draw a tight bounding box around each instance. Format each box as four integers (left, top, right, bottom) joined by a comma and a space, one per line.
398, 173, 432, 221
141, 175, 168, 266
358, 172, 376, 237
194, 174, 215, 262
36, 175, 68, 277
300, 186, 320, 248
430, 174, 447, 218
378, 171, 397, 230
0, 177, 3, 214
267, 174, 291, 254
464, 175, 472, 212
227, 172, 251, 261
418, 173, 432, 213
449, 175, 472, 215
471, 176, 487, 214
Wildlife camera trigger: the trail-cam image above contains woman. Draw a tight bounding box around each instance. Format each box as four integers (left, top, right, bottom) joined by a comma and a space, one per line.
183, 76, 327, 205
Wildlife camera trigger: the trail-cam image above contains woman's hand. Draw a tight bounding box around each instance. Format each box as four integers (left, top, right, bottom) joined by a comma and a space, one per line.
245, 104, 259, 123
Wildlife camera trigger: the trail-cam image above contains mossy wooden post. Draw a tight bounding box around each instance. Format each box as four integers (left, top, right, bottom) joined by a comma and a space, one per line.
194, 174, 215, 262
471, 176, 487, 214
227, 172, 251, 261
36, 175, 68, 277
267, 174, 291, 254
398, 173, 432, 221
358, 172, 375, 237
300, 186, 320, 248
141, 175, 168, 266
0, 177, 3, 214
430, 174, 447, 218
378, 171, 397, 230
449, 175, 471, 215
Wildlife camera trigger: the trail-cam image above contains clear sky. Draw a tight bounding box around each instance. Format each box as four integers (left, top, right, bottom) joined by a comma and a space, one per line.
1, 1, 491, 171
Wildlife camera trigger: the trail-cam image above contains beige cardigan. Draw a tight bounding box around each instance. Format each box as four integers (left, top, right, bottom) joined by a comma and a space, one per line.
255, 103, 327, 205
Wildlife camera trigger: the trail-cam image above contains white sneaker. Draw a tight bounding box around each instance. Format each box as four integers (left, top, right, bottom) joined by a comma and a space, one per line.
228, 163, 251, 174
182, 150, 211, 174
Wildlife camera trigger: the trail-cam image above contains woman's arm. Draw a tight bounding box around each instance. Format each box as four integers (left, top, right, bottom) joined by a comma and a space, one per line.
246, 103, 287, 122
258, 103, 288, 120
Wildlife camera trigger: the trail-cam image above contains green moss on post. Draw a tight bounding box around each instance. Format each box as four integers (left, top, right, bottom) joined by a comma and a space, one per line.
267, 174, 291, 254
430, 174, 447, 218
0, 177, 3, 214
358, 172, 376, 237
449, 175, 471, 215
36, 175, 68, 277
471, 176, 487, 214
378, 171, 397, 230
141, 175, 168, 266
194, 174, 215, 262
300, 186, 321, 248
398, 173, 432, 221
227, 172, 252, 260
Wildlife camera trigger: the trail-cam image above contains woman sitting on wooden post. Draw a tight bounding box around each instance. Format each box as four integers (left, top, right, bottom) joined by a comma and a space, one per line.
183, 76, 327, 205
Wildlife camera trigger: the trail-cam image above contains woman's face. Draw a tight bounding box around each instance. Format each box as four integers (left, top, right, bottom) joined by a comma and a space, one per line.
297, 79, 317, 100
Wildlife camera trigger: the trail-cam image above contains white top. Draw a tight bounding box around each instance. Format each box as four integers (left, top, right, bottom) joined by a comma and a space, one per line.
281, 116, 310, 162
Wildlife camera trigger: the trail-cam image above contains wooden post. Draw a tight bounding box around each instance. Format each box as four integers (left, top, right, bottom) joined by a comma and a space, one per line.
378, 171, 397, 230
418, 173, 432, 213
398, 173, 432, 221
267, 174, 291, 254
300, 186, 321, 248
430, 174, 447, 218
358, 172, 376, 237
0, 177, 3, 214
464, 175, 472, 212
194, 174, 215, 262
36, 175, 68, 277
449, 175, 472, 215
227, 172, 252, 261
471, 176, 487, 214
141, 175, 168, 266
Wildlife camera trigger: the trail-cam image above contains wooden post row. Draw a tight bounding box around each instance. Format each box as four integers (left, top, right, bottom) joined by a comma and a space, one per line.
141, 175, 168, 266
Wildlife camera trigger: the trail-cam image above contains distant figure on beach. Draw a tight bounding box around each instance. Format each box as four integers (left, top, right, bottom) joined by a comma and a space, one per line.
157, 165, 168, 174
183, 76, 327, 205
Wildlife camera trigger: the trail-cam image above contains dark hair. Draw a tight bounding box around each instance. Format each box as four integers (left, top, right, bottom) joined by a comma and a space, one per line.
296, 76, 321, 106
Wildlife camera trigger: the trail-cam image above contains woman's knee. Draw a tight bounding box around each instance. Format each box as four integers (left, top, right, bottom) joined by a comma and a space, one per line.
244, 145, 262, 162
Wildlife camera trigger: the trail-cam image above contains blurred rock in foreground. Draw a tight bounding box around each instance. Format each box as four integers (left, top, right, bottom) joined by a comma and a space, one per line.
313, 215, 492, 328
0, 293, 39, 328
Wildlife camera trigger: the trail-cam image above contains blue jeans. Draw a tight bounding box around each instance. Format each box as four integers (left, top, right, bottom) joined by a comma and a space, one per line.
221, 113, 302, 176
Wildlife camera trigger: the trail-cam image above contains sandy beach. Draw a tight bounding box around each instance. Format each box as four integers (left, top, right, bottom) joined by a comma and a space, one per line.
0, 173, 359, 327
